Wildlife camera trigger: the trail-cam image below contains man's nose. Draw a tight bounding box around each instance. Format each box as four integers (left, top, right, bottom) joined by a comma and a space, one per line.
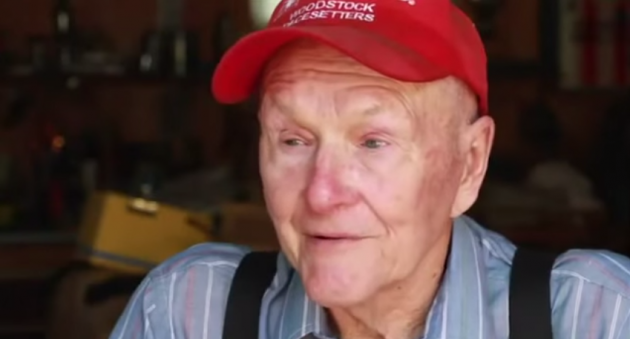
305, 164, 359, 215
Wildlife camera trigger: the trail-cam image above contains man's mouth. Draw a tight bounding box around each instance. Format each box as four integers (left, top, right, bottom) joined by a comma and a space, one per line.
308, 232, 361, 240
311, 235, 347, 240
305, 234, 365, 249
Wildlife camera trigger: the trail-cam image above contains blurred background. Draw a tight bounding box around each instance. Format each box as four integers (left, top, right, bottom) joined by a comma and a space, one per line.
0, 0, 627, 338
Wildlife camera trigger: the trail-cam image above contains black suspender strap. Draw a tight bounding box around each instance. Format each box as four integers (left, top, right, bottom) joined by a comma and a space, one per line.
224, 248, 559, 339
223, 251, 279, 339
509, 247, 559, 339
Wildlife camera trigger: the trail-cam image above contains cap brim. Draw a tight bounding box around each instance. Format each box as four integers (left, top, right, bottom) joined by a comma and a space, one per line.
212, 24, 449, 104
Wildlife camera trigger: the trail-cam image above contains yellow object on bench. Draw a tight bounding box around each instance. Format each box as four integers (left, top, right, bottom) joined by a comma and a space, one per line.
77, 191, 213, 273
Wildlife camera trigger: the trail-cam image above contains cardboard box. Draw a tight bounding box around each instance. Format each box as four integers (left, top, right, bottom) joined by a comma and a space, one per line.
77, 191, 213, 273
215, 203, 279, 250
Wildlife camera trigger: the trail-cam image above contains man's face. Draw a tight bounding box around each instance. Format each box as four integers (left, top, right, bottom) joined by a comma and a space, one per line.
258, 42, 492, 307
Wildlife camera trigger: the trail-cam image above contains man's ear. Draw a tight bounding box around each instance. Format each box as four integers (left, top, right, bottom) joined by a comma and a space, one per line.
450, 115, 495, 217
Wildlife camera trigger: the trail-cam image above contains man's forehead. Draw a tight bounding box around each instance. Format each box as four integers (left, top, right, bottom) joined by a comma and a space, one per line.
260, 40, 476, 126
262, 41, 418, 99
264, 40, 383, 81
262, 47, 411, 112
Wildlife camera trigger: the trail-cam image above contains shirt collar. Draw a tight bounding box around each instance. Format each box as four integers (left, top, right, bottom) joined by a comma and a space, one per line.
277, 216, 495, 339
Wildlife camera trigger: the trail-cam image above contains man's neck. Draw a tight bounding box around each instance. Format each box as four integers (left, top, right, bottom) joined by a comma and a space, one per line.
327, 228, 452, 339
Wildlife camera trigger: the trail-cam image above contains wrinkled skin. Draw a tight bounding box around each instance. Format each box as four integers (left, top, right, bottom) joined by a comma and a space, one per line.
258, 40, 494, 338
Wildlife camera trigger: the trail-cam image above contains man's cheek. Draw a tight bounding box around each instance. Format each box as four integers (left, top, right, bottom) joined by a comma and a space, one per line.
356, 155, 415, 194
263, 158, 308, 186
360, 166, 424, 215
359, 149, 413, 179
263, 161, 308, 207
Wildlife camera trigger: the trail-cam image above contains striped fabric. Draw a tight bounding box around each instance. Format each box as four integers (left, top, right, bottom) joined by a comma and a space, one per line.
110, 216, 630, 339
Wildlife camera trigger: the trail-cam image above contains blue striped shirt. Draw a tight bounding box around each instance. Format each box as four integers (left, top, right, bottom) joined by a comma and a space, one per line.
110, 216, 630, 338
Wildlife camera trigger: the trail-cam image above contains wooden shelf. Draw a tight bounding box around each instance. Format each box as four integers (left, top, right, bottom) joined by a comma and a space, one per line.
0, 72, 208, 87
488, 60, 540, 79
0, 237, 75, 272
0, 240, 77, 337
0, 323, 44, 334
0, 232, 74, 245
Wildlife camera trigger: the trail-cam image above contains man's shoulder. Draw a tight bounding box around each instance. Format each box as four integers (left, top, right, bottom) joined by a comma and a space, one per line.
549, 249, 630, 337
463, 216, 630, 298
146, 242, 251, 283
552, 248, 630, 299
111, 244, 283, 338
462, 216, 630, 298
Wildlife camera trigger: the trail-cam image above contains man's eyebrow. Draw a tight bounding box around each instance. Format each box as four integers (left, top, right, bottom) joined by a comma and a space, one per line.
355, 85, 419, 118
360, 105, 385, 116
258, 94, 302, 125
270, 97, 298, 118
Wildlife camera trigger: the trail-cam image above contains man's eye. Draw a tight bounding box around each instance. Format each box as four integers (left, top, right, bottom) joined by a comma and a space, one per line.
283, 139, 306, 146
362, 139, 387, 149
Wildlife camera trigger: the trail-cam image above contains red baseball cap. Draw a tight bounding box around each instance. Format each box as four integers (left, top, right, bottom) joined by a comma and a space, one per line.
212, 0, 488, 113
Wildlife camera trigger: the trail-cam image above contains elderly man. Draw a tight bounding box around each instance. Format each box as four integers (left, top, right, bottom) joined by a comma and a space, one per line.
111, 0, 630, 338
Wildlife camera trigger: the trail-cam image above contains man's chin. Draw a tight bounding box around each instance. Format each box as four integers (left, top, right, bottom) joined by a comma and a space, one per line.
300, 261, 375, 308
305, 282, 369, 308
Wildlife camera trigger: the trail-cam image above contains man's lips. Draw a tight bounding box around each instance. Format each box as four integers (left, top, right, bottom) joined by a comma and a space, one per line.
306, 233, 366, 240
304, 234, 366, 252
